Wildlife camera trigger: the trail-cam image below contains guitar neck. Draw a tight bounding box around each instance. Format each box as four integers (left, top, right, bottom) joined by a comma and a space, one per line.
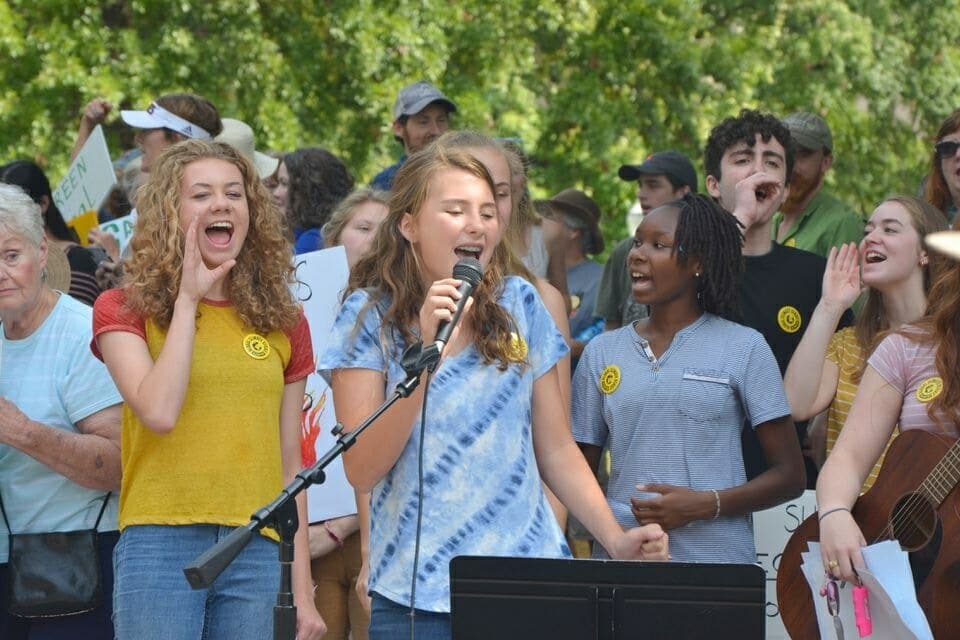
919, 438, 960, 506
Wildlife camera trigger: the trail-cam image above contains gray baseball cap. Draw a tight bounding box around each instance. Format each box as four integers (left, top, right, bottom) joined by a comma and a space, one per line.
783, 112, 833, 153
392, 81, 457, 120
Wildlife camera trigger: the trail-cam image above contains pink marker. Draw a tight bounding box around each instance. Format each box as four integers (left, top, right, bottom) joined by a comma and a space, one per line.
853, 584, 872, 637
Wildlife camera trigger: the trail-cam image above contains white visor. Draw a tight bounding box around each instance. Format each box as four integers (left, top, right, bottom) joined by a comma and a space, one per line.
120, 101, 211, 140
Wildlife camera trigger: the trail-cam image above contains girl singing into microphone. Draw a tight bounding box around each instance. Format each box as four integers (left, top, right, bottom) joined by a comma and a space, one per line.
319, 134, 667, 640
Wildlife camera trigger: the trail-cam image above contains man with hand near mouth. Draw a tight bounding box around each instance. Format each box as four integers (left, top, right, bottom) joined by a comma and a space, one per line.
704, 109, 852, 486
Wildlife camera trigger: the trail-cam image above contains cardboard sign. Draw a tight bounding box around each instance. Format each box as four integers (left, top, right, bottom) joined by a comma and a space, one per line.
754, 489, 818, 640
292, 246, 357, 523
52, 125, 116, 221
95, 213, 137, 253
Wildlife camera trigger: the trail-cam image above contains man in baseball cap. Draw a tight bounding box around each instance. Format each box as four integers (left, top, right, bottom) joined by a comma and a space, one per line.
772, 111, 862, 257
371, 81, 457, 190
594, 150, 698, 331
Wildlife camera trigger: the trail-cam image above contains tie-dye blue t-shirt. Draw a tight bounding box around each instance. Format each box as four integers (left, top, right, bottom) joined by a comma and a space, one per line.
318, 275, 571, 612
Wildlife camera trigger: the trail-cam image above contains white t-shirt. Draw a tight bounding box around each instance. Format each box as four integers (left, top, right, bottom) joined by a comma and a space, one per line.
0, 293, 122, 562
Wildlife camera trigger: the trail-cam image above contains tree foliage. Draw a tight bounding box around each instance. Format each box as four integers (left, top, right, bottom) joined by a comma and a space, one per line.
2, 0, 958, 250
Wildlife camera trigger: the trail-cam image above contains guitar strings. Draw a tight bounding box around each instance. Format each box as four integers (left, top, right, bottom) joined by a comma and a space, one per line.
869, 443, 960, 546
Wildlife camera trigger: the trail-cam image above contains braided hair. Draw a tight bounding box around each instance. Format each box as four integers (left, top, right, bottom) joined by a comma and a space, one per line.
670, 192, 744, 319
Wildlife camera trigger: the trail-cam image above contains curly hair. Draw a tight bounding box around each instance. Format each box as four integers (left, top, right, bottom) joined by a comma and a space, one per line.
283, 147, 355, 233
321, 187, 390, 247
704, 109, 795, 185
923, 108, 960, 219
901, 260, 960, 431
348, 139, 520, 370
123, 139, 299, 334
853, 195, 949, 382
669, 192, 744, 319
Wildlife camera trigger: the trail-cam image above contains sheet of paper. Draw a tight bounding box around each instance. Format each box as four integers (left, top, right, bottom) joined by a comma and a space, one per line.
800, 541, 933, 640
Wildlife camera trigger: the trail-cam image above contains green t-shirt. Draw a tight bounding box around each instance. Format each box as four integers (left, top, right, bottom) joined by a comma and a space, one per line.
772, 190, 863, 258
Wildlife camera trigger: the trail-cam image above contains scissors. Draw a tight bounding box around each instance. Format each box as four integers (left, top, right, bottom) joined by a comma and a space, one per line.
825, 576, 844, 640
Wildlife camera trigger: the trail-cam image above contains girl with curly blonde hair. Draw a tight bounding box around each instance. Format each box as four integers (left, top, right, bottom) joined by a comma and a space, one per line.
92, 140, 326, 640
319, 138, 667, 640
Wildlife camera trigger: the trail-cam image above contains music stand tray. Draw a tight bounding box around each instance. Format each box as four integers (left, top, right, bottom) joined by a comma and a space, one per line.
450, 556, 765, 640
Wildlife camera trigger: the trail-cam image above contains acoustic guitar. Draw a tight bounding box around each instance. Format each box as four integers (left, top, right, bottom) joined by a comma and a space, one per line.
776, 429, 960, 639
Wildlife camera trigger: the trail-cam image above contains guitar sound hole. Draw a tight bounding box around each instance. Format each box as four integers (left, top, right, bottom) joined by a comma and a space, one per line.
890, 493, 938, 551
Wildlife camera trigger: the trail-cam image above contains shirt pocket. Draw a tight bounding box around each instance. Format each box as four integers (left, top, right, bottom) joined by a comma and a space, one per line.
678, 369, 732, 422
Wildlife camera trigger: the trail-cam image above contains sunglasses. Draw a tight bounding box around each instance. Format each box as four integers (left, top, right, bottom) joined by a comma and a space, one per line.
935, 140, 960, 159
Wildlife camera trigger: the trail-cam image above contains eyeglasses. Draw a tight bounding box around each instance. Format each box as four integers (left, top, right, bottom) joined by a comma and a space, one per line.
935, 140, 960, 159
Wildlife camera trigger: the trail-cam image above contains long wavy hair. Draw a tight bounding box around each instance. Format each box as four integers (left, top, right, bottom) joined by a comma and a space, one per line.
124, 139, 299, 334
901, 260, 960, 430
348, 141, 520, 370
853, 195, 949, 381
923, 109, 960, 218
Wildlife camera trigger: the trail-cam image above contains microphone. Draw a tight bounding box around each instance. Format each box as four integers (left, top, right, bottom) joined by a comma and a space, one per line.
433, 257, 483, 351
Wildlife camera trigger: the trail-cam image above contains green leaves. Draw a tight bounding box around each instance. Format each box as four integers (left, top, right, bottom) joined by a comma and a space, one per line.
2, 0, 958, 251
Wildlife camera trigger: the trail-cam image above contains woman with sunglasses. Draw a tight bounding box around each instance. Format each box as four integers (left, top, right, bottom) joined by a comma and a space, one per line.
924, 108, 960, 226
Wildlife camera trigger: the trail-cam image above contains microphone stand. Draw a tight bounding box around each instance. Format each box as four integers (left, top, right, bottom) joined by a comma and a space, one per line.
183, 343, 436, 640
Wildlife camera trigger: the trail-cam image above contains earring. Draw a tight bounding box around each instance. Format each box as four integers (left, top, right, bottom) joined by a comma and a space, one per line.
920, 256, 928, 266
695, 272, 701, 277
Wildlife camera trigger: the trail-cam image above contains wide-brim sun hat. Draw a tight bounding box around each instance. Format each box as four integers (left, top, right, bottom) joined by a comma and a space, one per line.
215, 118, 280, 178
44, 243, 72, 292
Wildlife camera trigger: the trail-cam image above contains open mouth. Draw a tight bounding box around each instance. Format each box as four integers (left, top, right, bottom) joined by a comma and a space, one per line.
864, 250, 886, 264
205, 221, 234, 247
454, 244, 482, 260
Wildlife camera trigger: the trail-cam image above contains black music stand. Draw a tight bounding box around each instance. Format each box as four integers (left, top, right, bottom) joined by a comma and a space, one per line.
450, 556, 766, 640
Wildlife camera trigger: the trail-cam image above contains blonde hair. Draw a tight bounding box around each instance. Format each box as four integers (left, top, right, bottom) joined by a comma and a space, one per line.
348, 138, 520, 369
124, 139, 299, 333
322, 187, 390, 247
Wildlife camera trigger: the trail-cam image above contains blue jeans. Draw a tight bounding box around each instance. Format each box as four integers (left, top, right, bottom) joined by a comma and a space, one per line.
368, 593, 451, 640
0, 530, 119, 640
112, 524, 279, 640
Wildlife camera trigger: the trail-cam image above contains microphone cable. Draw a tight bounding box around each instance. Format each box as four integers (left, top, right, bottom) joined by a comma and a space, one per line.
408, 366, 433, 639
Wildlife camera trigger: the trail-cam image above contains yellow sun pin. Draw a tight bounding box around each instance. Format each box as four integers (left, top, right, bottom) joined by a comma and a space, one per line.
243, 334, 271, 360
916, 377, 943, 403
507, 332, 528, 362
600, 365, 621, 394
777, 306, 802, 334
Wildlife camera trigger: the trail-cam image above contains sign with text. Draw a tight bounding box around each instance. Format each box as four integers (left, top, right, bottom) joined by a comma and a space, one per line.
292, 246, 356, 523
52, 125, 116, 221
96, 213, 136, 253
754, 489, 818, 640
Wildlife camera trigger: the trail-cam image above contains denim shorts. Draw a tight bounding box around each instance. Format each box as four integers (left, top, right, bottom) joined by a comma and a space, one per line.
112, 524, 279, 640
368, 592, 451, 640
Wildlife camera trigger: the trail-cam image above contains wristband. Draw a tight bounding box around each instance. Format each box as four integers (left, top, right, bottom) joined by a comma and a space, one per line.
818, 506, 851, 522
711, 489, 721, 520
322, 520, 344, 548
